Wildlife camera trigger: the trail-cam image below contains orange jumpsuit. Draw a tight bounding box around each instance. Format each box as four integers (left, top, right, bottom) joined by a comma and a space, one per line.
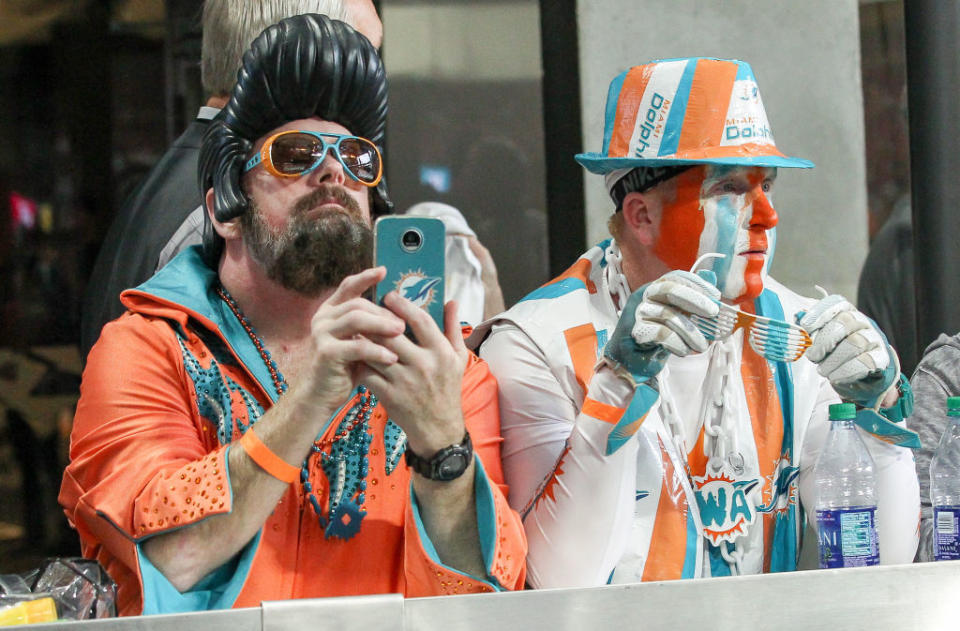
59, 248, 526, 616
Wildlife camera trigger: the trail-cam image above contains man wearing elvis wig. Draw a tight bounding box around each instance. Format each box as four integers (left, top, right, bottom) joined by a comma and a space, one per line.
61, 14, 525, 616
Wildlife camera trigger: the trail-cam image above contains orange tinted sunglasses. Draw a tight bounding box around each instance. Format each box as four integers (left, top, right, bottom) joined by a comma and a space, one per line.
245, 130, 383, 186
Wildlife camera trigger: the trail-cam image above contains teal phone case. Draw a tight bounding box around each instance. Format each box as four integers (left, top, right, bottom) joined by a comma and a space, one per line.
374, 216, 445, 331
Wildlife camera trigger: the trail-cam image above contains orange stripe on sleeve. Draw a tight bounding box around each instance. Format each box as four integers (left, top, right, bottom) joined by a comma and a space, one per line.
641, 437, 689, 581
581, 397, 625, 425
675, 59, 738, 154
608, 66, 655, 158
564, 324, 598, 395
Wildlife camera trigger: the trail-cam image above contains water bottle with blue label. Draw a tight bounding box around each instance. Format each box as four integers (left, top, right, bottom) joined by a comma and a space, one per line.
814, 402, 879, 568
930, 396, 960, 561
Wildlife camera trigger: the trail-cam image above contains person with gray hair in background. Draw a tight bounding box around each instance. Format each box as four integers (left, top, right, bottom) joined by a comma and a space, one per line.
907, 335, 960, 561
80, 0, 383, 361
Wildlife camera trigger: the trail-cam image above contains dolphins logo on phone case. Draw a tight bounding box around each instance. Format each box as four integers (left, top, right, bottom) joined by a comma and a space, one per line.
395, 270, 442, 310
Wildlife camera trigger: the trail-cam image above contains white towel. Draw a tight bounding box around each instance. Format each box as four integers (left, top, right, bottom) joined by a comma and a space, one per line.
405, 202, 485, 326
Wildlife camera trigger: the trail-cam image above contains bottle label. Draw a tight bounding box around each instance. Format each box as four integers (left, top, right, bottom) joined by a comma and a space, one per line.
816, 507, 879, 568
934, 506, 960, 561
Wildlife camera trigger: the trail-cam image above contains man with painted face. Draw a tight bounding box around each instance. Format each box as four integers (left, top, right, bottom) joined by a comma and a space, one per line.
474, 57, 919, 586
60, 15, 525, 616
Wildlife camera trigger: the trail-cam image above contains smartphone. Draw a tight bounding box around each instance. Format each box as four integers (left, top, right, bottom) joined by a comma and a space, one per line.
373, 216, 445, 333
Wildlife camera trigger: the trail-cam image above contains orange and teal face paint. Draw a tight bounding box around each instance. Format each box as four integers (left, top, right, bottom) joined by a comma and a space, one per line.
653, 165, 778, 304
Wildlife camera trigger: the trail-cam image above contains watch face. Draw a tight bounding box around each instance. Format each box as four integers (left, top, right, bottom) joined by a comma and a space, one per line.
436, 451, 469, 481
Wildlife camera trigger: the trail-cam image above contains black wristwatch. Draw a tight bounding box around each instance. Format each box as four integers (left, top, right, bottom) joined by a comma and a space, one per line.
405, 431, 473, 481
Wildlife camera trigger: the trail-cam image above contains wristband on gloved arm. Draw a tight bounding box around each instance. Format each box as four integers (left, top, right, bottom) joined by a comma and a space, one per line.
851, 375, 921, 449
602, 383, 660, 456
592, 356, 661, 456
877, 373, 913, 423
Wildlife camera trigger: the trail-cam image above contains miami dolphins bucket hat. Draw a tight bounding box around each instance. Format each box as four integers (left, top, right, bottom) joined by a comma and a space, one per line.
576, 57, 814, 174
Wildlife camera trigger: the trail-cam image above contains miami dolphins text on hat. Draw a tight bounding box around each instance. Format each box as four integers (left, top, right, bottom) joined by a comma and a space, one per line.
724, 121, 773, 142
634, 93, 672, 157
718, 76, 776, 147
575, 58, 814, 173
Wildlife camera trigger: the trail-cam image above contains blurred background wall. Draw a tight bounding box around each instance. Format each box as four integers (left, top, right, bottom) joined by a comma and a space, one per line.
381, 1, 548, 306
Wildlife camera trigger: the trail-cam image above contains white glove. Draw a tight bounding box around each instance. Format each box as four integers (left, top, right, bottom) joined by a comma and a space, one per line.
798, 294, 899, 407
603, 270, 720, 385
632, 270, 721, 355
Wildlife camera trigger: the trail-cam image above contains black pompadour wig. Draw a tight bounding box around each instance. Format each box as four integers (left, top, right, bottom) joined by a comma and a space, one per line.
198, 13, 391, 266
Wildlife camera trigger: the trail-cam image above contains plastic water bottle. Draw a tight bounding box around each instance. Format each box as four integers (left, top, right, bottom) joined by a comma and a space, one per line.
814, 402, 879, 568
930, 396, 960, 561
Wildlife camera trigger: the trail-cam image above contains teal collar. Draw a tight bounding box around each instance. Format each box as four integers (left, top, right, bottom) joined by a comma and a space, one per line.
134, 246, 282, 403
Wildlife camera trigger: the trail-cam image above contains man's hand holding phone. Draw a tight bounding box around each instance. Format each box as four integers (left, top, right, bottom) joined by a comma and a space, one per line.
305, 216, 465, 456
299, 267, 403, 416
358, 291, 468, 456
374, 213, 464, 450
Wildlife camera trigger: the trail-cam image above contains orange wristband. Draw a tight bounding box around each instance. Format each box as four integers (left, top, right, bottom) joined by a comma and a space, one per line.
582, 396, 626, 425
239, 428, 301, 484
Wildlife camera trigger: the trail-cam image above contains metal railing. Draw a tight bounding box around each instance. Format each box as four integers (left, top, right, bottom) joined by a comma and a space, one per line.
29, 561, 960, 631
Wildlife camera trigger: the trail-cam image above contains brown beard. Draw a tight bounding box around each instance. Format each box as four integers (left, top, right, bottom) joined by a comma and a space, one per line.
241, 185, 372, 296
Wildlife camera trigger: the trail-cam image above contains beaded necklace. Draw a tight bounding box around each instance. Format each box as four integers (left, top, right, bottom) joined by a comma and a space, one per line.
216, 283, 375, 540
216, 285, 288, 396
